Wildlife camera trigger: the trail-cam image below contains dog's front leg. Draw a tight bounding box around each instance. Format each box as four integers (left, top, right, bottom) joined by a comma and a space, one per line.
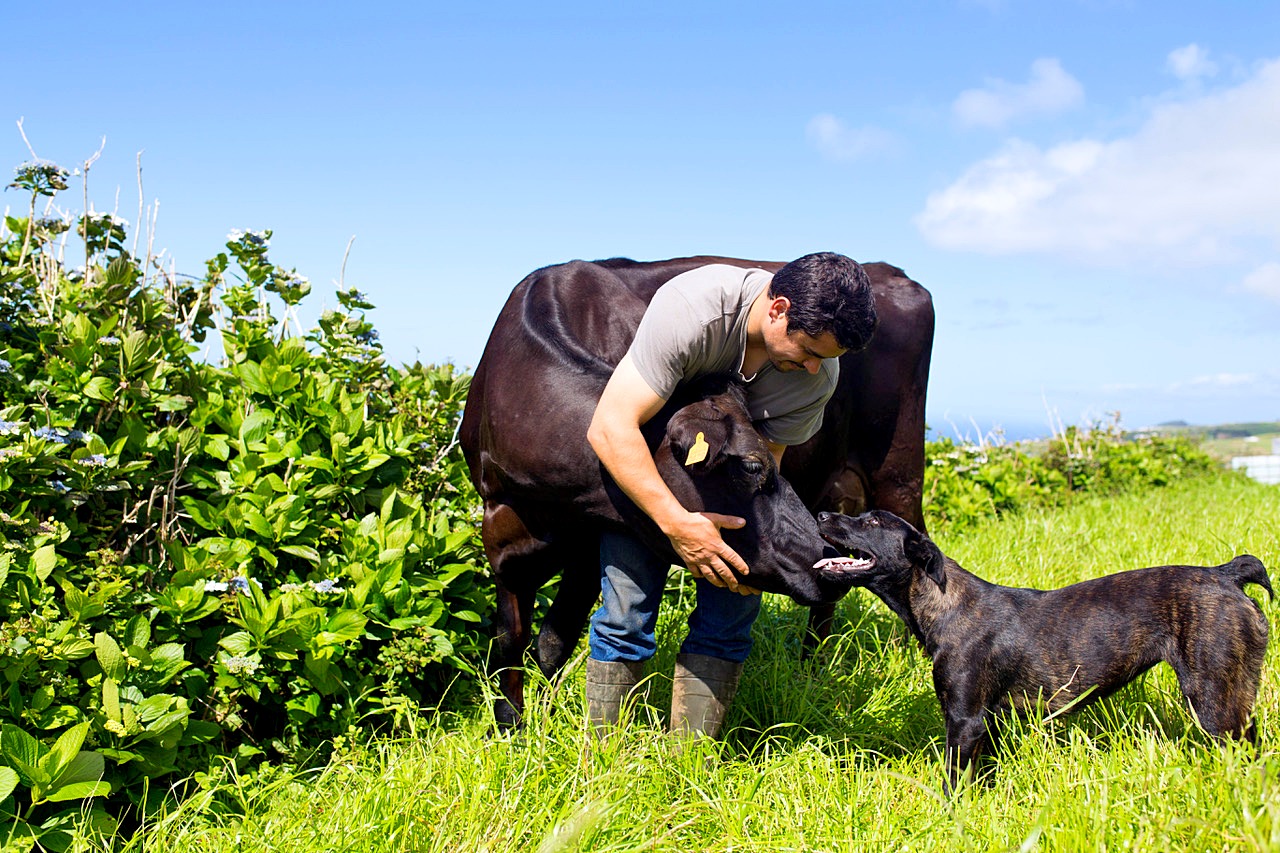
943, 712, 991, 793
936, 664, 994, 793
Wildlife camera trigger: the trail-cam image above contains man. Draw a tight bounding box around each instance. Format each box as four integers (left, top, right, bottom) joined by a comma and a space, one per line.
584, 251, 878, 738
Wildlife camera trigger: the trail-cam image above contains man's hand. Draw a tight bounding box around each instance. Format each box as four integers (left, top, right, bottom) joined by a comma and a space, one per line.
662, 510, 761, 596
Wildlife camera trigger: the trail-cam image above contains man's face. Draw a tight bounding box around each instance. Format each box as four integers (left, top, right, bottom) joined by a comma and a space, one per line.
767, 327, 846, 374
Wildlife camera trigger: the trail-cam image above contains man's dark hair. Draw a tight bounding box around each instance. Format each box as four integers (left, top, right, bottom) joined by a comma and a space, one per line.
769, 252, 877, 352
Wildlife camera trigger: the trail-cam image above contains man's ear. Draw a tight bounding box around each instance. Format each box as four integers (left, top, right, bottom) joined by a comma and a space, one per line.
905, 532, 946, 591
667, 417, 726, 472
767, 295, 791, 323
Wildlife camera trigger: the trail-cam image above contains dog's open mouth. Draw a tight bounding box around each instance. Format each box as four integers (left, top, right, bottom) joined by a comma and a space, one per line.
812, 550, 876, 575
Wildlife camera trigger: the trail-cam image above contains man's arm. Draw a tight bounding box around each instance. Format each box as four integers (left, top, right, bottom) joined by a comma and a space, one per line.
587, 355, 757, 594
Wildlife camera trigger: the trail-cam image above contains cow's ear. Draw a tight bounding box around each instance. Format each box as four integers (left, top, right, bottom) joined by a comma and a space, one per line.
668, 418, 727, 471
905, 531, 946, 591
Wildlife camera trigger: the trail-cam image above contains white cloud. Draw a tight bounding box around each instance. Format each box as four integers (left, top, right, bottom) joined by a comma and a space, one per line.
917, 58, 1280, 263
1242, 262, 1280, 302
1174, 373, 1258, 390
1167, 44, 1218, 81
952, 58, 1084, 129
1103, 373, 1261, 394
806, 114, 893, 162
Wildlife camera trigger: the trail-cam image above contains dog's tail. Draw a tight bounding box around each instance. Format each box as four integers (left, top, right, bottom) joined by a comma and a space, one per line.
1219, 555, 1273, 600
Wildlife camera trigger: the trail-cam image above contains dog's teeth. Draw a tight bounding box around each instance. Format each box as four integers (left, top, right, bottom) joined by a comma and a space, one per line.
813, 557, 874, 571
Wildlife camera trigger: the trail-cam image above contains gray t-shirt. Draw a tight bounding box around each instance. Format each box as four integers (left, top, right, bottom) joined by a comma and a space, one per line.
628, 264, 838, 446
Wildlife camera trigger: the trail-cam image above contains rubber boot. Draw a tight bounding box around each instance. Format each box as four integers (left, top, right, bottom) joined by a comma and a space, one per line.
669, 653, 743, 739
586, 659, 647, 733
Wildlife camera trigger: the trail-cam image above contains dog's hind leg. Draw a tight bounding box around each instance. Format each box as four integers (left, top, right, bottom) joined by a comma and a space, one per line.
1173, 663, 1262, 744
1171, 616, 1267, 744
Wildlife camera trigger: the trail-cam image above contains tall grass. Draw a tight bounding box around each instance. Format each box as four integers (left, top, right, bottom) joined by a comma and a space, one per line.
95, 473, 1280, 852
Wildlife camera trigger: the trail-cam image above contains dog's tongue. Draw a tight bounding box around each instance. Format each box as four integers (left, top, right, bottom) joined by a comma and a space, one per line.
813, 556, 874, 571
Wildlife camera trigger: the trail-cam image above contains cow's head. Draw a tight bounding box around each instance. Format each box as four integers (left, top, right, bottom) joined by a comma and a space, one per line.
645, 378, 851, 606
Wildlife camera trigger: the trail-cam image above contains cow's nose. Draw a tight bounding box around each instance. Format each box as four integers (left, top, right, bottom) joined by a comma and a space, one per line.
818, 511, 833, 522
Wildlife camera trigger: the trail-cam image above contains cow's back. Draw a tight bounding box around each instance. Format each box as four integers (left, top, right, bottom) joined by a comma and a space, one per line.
460, 255, 933, 534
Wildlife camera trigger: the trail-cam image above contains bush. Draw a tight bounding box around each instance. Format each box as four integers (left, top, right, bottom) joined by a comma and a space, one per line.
924, 419, 1219, 532
0, 159, 486, 846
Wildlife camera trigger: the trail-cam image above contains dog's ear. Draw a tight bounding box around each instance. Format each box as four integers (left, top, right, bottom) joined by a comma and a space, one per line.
906, 531, 946, 591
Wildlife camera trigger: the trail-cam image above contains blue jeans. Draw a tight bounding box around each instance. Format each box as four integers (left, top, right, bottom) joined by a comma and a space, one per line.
588, 530, 761, 663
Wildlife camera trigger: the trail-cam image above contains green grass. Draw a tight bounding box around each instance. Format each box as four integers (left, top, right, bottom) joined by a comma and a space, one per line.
96, 473, 1280, 852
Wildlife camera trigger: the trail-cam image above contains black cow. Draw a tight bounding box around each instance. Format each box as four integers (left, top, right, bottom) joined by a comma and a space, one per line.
459, 255, 934, 726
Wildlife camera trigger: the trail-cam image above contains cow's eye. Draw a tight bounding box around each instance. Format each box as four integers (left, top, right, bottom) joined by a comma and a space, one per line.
741, 458, 764, 476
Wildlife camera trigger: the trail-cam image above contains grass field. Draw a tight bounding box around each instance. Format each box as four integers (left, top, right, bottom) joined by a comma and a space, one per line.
104, 473, 1280, 852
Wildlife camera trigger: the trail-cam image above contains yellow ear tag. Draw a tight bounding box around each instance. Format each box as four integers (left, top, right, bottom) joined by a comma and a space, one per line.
684, 431, 709, 466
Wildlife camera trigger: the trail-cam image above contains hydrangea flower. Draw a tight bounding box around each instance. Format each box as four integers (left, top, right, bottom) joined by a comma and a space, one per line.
48, 480, 70, 494
227, 228, 269, 247
0, 359, 11, 373
76, 454, 109, 467
309, 578, 345, 594
32, 426, 70, 444
0, 421, 21, 436
228, 576, 263, 594
31, 426, 88, 445
204, 580, 229, 593
0, 448, 19, 460
97, 336, 121, 345
223, 655, 260, 675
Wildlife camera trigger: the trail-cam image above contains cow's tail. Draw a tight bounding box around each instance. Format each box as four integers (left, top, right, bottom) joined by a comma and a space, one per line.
1217, 554, 1273, 600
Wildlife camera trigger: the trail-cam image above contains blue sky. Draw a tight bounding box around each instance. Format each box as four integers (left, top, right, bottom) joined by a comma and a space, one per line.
5, 1, 1278, 439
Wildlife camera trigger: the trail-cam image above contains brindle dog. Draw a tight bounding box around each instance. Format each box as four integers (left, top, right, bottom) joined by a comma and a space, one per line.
815, 510, 1272, 791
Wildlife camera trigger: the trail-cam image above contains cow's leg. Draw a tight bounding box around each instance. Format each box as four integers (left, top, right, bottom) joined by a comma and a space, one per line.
492, 581, 536, 728
483, 501, 554, 729
804, 466, 869, 655
804, 605, 837, 653
535, 536, 602, 680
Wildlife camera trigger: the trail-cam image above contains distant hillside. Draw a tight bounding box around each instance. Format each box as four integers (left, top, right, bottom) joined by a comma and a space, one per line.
1150, 421, 1280, 462
1151, 421, 1280, 440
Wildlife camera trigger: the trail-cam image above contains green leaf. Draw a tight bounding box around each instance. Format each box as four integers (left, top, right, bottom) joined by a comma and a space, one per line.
239, 409, 274, 444
180, 497, 222, 532
303, 655, 342, 695
62, 585, 88, 621
218, 632, 253, 656
38, 723, 88, 780
53, 638, 95, 660
52, 750, 104, 788
0, 766, 18, 802
319, 610, 367, 645
204, 434, 231, 461
46, 780, 111, 802
279, 545, 320, 563
82, 375, 115, 401
31, 686, 54, 713
124, 615, 151, 649
179, 720, 220, 745
31, 545, 57, 582
94, 633, 127, 682
1, 724, 44, 773
101, 679, 122, 724
242, 508, 273, 539
134, 694, 175, 723
121, 330, 149, 371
